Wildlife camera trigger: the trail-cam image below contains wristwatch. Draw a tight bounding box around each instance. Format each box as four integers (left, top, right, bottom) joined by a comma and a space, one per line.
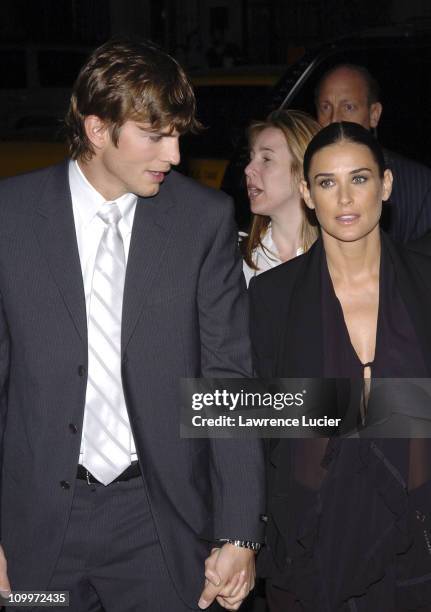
217, 539, 261, 553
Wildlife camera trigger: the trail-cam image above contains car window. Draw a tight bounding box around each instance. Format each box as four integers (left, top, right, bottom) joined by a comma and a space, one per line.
0, 49, 26, 88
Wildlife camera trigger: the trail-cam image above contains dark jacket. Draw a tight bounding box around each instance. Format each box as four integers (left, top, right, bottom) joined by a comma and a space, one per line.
408, 228, 431, 256
0, 162, 265, 605
249, 235, 431, 609
383, 149, 431, 243
249, 235, 431, 380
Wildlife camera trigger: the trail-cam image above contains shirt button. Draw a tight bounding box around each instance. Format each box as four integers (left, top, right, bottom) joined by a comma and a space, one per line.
78, 365, 86, 377
60, 480, 70, 490
69, 423, 78, 434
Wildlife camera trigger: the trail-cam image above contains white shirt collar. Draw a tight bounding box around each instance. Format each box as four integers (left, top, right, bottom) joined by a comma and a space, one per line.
242, 223, 305, 286
259, 223, 304, 263
261, 224, 279, 258
69, 160, 137, 235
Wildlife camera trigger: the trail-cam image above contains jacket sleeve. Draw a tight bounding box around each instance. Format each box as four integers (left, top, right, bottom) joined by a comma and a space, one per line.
197, 195, 265, 542
0, 291, 10, 540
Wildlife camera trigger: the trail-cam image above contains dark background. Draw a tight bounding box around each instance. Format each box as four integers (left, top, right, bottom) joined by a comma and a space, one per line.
0, 0, 427, 68
1, 0, 430, 204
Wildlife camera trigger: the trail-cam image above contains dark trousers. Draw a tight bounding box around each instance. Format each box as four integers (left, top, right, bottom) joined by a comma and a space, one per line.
44, 476, 195, 612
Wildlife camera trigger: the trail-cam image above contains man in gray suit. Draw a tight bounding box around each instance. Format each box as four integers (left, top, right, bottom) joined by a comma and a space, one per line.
0, 39, 264, 611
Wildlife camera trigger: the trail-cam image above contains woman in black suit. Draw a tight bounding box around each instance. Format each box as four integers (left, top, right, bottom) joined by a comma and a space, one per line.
250, 122, 431, 611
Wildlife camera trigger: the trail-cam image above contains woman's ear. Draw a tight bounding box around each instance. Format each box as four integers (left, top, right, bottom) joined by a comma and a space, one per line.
300, 179, 315, 210
382, 169, 393, 202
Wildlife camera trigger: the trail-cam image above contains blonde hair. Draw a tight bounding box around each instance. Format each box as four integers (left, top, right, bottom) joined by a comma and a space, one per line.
242, 109, 320, 270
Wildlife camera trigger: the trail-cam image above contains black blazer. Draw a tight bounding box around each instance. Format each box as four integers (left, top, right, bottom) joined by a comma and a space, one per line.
249, 234, 431, 575
408, 229, 431, 257
250, 234, 431, 379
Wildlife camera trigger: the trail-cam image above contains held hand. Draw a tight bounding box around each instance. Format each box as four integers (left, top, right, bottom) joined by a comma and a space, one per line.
0, 545, 11, 598
198, 544, 255, 610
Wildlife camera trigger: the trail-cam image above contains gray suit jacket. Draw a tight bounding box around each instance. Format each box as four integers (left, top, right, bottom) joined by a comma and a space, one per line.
0, 162, 265, 606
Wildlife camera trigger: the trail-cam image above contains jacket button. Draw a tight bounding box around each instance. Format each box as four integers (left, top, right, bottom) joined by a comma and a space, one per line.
69, 423, 78, 434
78, 365, 86, 377
60, 480, 70, 490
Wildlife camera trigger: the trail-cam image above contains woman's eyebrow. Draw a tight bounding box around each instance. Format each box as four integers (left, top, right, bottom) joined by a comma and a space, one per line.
314, 172, 334, 179
349, 167, 372, 174
313, 167, 372, 180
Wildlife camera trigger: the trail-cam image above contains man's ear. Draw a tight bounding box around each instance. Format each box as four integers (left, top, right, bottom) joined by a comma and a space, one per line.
369, 102, 382, 129
382, 168, 393, 202
84, 115, 109, 151
299, 179, 315, 210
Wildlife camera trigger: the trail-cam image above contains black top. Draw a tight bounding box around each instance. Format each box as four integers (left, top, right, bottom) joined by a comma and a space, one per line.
250, 235, 431, 611
322, 245, 428, 379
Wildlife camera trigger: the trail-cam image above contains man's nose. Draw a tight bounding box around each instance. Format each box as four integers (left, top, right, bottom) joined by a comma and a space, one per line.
330, 106, 345, 124
164, 138, 181, 166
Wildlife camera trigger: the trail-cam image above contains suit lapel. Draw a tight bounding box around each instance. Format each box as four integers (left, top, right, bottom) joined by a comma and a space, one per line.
121, 177, 177, 353
32, 162, 87, 344
32, 163, 178, 353
276, 240, 324, 377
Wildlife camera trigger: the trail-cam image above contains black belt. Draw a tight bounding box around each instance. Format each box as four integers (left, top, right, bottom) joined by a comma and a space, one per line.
77, 461, 141, 485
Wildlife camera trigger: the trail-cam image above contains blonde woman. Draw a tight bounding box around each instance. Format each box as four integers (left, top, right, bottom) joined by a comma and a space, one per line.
242, 110, 320, 286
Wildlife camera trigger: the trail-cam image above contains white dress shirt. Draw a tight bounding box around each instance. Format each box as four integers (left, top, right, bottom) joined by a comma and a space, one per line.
68, 160, 138, 462
242, 224, 304, 287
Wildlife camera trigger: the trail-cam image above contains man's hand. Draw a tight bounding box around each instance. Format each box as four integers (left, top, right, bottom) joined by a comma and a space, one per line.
0, 545, 11, 598
198, 544, 256, 610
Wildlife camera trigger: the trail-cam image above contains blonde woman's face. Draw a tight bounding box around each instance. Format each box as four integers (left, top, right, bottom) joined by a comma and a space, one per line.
244, 127, 299, 217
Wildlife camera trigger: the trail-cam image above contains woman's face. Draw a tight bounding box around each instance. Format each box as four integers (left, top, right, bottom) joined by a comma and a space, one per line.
300, 140, 393, 243
244, 127, 298, 216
